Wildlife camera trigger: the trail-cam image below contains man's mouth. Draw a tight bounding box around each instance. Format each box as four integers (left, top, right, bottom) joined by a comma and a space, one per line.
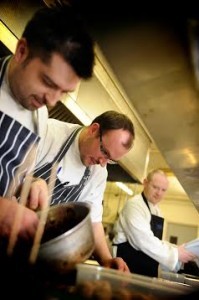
31, 96, 44, 108
90, 158, 97, 165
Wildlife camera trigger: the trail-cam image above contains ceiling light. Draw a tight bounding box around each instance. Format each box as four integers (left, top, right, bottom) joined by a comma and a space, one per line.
115, 182, 134, 196
62, 95, 91, 125
0, 21, 17, 53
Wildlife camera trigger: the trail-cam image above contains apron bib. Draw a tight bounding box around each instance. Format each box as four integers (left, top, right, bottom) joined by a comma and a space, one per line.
0, 57, 40, 197
34, 127, 91, 205
116, 192, 164, 277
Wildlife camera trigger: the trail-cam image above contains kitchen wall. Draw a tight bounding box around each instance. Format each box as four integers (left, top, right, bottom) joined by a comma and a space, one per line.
161, 200, 199, 242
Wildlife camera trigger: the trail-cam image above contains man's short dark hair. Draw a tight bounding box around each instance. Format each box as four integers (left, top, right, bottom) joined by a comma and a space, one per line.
92, 110, 135, 149
22, 4, 95, 79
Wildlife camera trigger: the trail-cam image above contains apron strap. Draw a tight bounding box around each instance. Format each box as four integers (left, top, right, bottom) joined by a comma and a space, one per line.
52, 126, 82, 163
141, 191, 151, 213
141, 192, 164, 239
0, 56, 11, 87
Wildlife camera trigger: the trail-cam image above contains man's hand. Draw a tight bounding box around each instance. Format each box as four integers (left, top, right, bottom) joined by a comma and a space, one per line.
102, 257, 130, 272
0, 197, 39, 240
26, 177, 49, 210
178, 244, 197, 263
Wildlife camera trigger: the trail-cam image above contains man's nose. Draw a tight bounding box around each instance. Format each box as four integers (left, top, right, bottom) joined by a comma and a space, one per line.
98, 157, 107, 167
157, 190, 163, 197
46, 90, 62, 106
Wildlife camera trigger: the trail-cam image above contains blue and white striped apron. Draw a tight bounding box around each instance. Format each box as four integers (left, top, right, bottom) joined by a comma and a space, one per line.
34, 127, 91, 205
0, 56, 40, 197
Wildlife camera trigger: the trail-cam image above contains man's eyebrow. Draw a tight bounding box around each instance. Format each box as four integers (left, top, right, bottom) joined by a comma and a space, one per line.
43, 74, 58, 88
43, 74, 73, 93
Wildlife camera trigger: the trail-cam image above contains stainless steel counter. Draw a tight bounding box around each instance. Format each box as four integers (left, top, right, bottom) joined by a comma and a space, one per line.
160, 270, 199, 288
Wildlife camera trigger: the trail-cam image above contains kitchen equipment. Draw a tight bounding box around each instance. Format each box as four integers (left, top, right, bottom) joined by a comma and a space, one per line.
75, 263, 193, 299
37, 202, 94, 274
184, 274, 199, 288
160, 270, 199, 288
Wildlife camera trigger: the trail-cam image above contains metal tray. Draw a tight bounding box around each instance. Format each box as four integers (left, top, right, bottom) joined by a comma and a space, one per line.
76, 263, 193, 298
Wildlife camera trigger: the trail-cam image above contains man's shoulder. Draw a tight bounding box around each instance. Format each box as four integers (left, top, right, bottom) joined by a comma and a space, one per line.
125, 193, 144, 208
129, 193, 142, 202
48, 118, 80, 129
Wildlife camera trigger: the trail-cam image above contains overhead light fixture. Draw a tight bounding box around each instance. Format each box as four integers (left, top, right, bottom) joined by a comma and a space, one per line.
0, 21, 17, 53
115, 182, 134, 196
62, 94, 91, 126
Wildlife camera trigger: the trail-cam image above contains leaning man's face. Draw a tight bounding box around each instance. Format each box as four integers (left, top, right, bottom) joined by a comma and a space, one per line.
9, 52, 80, 111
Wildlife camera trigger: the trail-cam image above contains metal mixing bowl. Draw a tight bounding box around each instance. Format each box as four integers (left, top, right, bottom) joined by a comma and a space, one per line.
37, 202, 94, 274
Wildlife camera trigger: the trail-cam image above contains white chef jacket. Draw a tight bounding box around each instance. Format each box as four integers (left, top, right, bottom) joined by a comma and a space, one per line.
113, 193, 179, 271
0, 57, 48, 195
36, 118, 108, 223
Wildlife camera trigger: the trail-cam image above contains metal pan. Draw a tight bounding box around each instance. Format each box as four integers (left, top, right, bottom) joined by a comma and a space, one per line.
37, 202, 95, 274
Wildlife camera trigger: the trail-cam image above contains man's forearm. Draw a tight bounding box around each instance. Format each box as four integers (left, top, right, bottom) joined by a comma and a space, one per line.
92, 222, 112, 265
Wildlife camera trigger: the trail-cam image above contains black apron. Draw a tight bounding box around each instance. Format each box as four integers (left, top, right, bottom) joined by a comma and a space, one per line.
34, 127, 91, 205
0, 56, 40, 197
116, 192, 164, 277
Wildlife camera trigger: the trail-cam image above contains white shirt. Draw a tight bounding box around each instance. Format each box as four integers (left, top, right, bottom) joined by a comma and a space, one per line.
36, 118, 108, 222
113, 193, 179, 271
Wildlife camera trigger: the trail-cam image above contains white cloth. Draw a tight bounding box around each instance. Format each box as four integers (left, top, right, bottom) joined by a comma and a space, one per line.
113, 194, 179, 271
36, 118, 108, 222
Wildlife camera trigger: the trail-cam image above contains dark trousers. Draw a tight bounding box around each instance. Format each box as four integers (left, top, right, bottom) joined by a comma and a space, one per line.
116, 242, 159, 277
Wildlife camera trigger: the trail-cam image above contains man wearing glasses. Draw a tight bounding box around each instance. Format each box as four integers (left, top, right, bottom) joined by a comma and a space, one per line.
34, 110, 135, 271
